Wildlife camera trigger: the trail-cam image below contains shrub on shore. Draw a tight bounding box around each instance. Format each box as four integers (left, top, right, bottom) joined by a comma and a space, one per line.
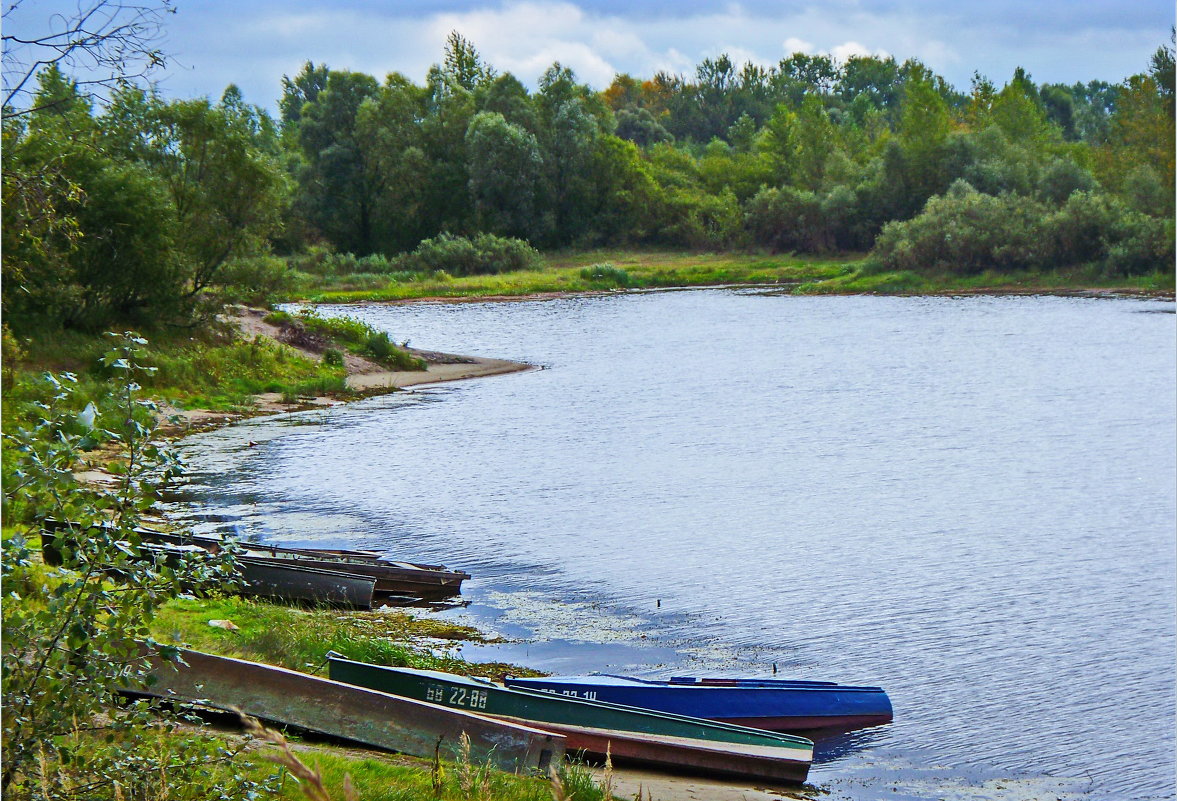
579, 263, 631, 287
395, 233, 541, 277
872, 181, 1175, 277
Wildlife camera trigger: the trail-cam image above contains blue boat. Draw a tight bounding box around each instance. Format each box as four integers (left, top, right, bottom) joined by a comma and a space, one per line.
503, 674, 893, 733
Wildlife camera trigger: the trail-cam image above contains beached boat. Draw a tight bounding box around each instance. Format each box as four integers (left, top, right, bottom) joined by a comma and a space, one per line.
236, 556, 377, 608
326, 655, 813, 785
503, 674, 893, 732
39, 519, 470, 602
130, 646, 564, 774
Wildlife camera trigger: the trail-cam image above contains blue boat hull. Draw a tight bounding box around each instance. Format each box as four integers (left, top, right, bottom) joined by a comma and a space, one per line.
504, 675, 893, 733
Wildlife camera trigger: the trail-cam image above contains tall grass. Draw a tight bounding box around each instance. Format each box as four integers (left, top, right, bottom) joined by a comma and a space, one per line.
302, 251, 856, 303
265, 309, 426, 371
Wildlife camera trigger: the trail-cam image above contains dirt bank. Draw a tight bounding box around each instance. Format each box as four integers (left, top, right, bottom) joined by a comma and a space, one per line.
157, 307, 532, 437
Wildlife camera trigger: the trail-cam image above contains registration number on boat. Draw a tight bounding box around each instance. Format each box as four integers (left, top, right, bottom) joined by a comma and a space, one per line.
535, 688, 598, 700
426, 683, 489, 710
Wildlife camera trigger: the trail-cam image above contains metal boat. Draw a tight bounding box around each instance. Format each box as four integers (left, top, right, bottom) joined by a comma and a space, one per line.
327, 655, 813, 785
504, 674, 893, 732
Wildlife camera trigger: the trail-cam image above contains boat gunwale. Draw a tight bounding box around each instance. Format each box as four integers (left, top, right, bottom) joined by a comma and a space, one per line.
326, 656, 815, 750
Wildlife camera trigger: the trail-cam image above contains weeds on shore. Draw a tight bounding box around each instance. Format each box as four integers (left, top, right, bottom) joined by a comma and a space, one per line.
3, 327, 349, 420
264, 309, 425, 371
298, 250, 855, 303
152, 596, 545, 679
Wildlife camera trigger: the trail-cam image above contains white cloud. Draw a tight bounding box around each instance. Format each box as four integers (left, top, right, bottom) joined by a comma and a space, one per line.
783, 37, 816, 55
830, 41, 889, 62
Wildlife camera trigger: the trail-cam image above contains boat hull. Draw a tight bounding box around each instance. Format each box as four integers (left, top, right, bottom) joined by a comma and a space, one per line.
327, 656, 812, 785
236, 558, 377, 609
132, 646, 564, 775
504, 675, 893, 733
40, 520, 470, 602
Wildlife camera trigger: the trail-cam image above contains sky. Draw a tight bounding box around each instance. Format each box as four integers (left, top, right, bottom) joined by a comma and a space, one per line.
4, 0, 1174, 113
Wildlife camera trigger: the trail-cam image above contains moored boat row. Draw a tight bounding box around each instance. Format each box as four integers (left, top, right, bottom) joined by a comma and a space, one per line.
326, 654, 816, 784
126, 642, 894, 788
39, 519, 470, 608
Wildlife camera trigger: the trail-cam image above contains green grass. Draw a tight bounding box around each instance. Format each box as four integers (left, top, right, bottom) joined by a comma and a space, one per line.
261, 746, 611, 801
287, 248, 1173, 303
297, 250, 860, 303
152, 595, 544, 679
225, 737, 615, 801
2, 327, 352, 433
794, 264, 1176, 295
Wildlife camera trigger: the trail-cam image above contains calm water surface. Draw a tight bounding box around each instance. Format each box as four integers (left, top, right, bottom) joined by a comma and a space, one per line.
167, 291, 1176, 800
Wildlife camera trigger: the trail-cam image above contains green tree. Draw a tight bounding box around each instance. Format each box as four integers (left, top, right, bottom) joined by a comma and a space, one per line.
103, 86, 290, 300
354, 73, 431, 252
990, 68, 1056, 144
296, 69, 382, 252
465, 111, 543, 239
279, 60, 330, 130
441, 30, 495, 92
897, 65, 952, 201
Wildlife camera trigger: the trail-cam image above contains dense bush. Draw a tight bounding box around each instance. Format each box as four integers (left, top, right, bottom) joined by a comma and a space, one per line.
745, 184, 866, 253
213, 255, 303, 306
579, 263, 631, 287
657, 187, 744, 250
396, 232, 540, 276
286, 249, 398, 277
873, 181, 1050, 274
874, 182, 1174, 276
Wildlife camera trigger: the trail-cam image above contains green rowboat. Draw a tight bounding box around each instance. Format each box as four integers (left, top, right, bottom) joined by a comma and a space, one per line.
327, 654, 813, 785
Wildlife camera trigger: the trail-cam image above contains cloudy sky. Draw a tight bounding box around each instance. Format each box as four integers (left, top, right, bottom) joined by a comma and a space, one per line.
5, 0, 1173, 112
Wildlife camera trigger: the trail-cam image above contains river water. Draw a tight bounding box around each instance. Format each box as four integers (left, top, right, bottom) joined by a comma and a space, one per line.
166, 290, 1176, 800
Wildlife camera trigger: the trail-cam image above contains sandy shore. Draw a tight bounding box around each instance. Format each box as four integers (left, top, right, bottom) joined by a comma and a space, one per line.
152, 308, 533, 437
345, 352, 533, 391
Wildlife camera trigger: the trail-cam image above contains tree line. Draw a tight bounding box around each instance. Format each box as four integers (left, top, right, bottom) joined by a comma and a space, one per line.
3, 30, 1174, 334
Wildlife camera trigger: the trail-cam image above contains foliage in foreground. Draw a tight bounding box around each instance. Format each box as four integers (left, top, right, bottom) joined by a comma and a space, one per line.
0, 334, 258, 796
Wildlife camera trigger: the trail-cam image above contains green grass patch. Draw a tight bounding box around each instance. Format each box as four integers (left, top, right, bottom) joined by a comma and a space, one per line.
272, 746, 610, 801
296, 250, 862, 303
267, 308, 426, 371
288, 248, 1172, 303
152, 595, 544, 679
794, 263, 1177, 296
3, 327, 351, 425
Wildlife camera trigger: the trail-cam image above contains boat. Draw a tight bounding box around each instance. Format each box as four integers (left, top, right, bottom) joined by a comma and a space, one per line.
38, 519, 470, 602
502, 674, 893, 732
326, 654, 813, 785
236, 556, 377, 609
130, 645, 564, 774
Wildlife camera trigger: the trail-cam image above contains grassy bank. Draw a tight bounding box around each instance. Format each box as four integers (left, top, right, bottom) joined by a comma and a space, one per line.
5, 325, 348, 417
795, 264, 1176, 295
292, 249, 1174, 304
298, 250, 857, 302
151, 594, 544, 679
150, 595, 573, 800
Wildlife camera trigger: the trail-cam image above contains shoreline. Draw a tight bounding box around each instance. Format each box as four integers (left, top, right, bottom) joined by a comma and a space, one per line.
309, 279, 1175, 307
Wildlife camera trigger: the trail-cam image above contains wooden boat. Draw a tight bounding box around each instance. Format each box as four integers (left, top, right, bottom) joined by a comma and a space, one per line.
236, 557, 377, 609
503, 674, 893, 732
39, 519, 470, 602
130, 646, 564, 774
326, 655, 813, 785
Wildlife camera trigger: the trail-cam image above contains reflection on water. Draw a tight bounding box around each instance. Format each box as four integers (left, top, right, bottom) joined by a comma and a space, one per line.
165, 292, 1176, 800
